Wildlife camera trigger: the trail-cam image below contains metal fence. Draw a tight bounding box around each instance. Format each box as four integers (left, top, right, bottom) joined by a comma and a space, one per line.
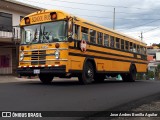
0, 26, 21, 40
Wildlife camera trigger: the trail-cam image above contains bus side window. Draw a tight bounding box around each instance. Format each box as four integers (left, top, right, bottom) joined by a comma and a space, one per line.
97, 32, 103, 45
141, 46, 145, 54
144, 47, 147, 54
81, 27, 89, 42
90, 29, 96, 43
104, 34, 109, 47
130, 42, 133, 52
116, 38, 120, 49
133, 44, 137, 53
121, 39, 125, 50
125, 41, 129, 51
110, 36, 115, 48
137, 45, 140, 53
73, 24, 80, 40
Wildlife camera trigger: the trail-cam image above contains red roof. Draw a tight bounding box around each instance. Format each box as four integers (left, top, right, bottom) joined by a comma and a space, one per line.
147, 55, 153, 61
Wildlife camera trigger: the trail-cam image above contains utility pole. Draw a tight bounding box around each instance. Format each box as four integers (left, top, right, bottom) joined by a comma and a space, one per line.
140, 32, 143, 41
113, 8, 115, 30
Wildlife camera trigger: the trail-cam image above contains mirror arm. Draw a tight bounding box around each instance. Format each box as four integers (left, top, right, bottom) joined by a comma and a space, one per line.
68, 36, 73, 43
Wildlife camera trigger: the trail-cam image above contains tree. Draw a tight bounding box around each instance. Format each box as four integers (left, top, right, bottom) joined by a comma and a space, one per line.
157, 64, 160, 71
146, 71, 154, 80
157, 64, 160, 79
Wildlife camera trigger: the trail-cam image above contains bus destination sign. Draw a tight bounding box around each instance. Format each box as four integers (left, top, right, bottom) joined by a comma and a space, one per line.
30, 14, 51, 24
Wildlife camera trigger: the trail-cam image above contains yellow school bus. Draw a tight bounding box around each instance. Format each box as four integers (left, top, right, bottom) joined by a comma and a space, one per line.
17, 10, 147, 84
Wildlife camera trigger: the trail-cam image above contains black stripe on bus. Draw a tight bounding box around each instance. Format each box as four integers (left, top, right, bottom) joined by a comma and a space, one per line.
24, 54, 55, 57
69, 45, 147, 61
69, 70, 129, 74
72, 39, 147, 60
69, 46, 142, 60
69, 52, 147, 65
68, 69, 146, 74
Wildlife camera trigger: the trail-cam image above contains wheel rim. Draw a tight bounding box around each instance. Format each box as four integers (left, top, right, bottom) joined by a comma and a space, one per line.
85, 66, 93, 79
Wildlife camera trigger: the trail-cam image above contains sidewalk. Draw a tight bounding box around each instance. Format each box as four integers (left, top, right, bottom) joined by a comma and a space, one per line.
0, 75, 37, 83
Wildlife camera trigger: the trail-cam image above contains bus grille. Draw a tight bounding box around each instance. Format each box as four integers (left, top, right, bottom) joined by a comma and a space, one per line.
31, 50, 46, 65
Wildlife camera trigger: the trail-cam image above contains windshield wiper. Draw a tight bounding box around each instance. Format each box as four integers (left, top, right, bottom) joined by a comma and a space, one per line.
40, 26, 49, 43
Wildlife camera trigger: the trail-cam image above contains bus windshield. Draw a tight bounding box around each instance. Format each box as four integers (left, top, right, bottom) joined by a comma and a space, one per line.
21, 21, 67, 44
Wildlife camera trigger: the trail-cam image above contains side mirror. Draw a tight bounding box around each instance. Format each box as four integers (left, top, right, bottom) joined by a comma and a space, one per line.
68, 37, 73, 43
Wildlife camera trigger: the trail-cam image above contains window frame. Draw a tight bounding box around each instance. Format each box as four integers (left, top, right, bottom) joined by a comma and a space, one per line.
116, 37, 120, 49
110, 36, 115, 48
104, 34, 109, 47
0, 12, 12, 32
89, 29, 96, 44
81, 26, 89, 42
97, 32, 103, 45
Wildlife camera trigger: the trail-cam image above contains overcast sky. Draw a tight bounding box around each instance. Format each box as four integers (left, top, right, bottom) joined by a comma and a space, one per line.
16, 0, 160, 45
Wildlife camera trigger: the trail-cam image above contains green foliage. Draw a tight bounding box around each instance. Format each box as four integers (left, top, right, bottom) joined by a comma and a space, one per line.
136, 73, 143, 80
146, 71, 154, 79
157, 64, 160, 71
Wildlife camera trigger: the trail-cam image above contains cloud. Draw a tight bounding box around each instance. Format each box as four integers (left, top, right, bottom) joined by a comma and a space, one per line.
16, 0, 160, 45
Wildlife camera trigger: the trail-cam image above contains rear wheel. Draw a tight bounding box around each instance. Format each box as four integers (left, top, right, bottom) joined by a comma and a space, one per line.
129, 65, 137, 82
78, 61, 94, 84
39, 74, 54, 84
122, 65, 136, 82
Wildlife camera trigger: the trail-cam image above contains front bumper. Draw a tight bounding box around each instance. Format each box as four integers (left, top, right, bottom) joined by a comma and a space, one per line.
17, 65, 66, 76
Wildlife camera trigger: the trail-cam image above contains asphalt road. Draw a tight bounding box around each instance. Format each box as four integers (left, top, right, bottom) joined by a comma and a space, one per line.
0, 78, 160, 119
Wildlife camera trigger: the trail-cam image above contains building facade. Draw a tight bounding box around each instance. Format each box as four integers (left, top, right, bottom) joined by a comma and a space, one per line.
0, 0, 42, 74
147, 45, 160, 72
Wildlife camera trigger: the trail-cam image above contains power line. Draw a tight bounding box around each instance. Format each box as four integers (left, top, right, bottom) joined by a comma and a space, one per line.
16, 0, 160, 20
52, 0, 154, 10
77, 14, 160, 20
16, 0, 160, 33
118, 19, 160, 30
143, 27, 160, 33
22, 0, 160, 15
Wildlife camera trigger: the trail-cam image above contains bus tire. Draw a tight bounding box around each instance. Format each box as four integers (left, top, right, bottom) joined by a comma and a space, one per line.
122, 65, 136, 82
39, 74, 54, 84
129, 65, 137, 82
78, 61, 94, 84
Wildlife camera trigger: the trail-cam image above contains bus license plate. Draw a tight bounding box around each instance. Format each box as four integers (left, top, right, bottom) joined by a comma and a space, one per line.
34, 69, 40, 74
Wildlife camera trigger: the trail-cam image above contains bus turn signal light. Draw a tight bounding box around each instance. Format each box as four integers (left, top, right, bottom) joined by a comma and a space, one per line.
55, 43, 60, 48
24, 17, 30, 24
21, 46, 24, 51
50, 12, 57, 20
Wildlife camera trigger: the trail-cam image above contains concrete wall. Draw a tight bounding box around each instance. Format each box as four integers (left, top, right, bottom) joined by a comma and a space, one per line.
0, 8, 26, 26
156, 52, 160, 61
0, 48, 12, 74
0, 8, 26, 39
0, 1, 41, 74
0, 9, 25, 74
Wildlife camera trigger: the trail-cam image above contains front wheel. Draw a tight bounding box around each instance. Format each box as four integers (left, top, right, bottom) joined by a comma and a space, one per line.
39, 74, 54, 84
78, 61, 94, 84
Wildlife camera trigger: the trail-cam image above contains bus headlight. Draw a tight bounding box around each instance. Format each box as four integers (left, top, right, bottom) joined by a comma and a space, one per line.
20, 52, 24, 61
55, 50, 60, 59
